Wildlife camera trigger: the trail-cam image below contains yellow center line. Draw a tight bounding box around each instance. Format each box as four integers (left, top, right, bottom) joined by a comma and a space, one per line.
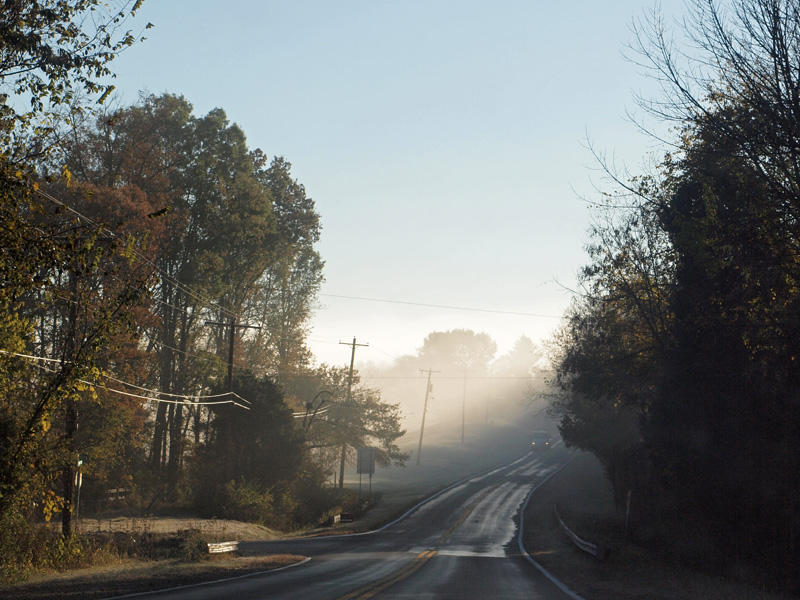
335, 550, 438, 600
438, 482, 500, 544
336, 478, 505, 599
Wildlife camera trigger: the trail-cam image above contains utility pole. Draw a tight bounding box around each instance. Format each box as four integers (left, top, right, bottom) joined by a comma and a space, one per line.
205, 316, 261, 392
205, 316, 261, 479
337, 337, 368, 488
417, 368, 440, 465
461, 370, 467, 445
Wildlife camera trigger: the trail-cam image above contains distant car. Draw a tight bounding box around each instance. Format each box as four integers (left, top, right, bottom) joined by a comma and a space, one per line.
530, 431, 552, 449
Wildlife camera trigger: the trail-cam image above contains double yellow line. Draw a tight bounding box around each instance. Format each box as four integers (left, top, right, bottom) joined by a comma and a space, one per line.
335, 550, 438, 600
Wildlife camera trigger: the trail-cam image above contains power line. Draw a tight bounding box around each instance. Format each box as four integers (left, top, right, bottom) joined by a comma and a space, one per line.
358, 375, 541, 380
36, 189, 238, 319
32, 190, 262, 394
53, 257, 232, 365
319, 293, 562, 318
1, 349, 250, 409
89, 382, 249, 409
104, 373, 250, 404
291, 405, 330, 418
368, 345, 402, 361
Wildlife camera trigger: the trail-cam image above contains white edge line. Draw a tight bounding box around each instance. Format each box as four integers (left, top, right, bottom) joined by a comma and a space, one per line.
104, 556, 312, 600
103, 451, 558, 599
262, 451, 535, 543
352, 451, 534, 536
517, 453, 587, 600
103, 453, 537, 598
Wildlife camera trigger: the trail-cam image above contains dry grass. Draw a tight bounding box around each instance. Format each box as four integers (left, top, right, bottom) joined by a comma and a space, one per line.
0, 554, 306, 599
523, 451, 792, 600
74, 516, 280, 541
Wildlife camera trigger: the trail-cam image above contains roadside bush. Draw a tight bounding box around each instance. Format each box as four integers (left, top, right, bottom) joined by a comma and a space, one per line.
0, 514, 54, 583
86, 530, 208, 561
191, 454, 369, 531
0, 485, 96, 583
286, 463, 339, 527
179, 530, 209, 561
313, 489, 382, 527
0, 518, 119, 584
218, 480, 275, 524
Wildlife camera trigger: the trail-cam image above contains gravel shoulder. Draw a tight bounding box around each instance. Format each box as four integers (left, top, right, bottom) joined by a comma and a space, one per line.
522, 450, 792, 600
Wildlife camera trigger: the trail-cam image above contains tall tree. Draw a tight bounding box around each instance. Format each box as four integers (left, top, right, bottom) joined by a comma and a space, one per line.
556, 0, 800, 586
244, 155, 324, 378
61, 95, 280, 500
418, 329, 497, 373
0, 0, 149, 552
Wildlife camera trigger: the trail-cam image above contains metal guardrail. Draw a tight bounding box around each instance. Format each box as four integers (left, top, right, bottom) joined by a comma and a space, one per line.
553, 504, 608, 559
207, 540, 239, 554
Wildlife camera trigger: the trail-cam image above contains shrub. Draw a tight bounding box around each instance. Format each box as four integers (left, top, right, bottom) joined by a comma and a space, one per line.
218, 480, 275, 524
179, 530, 209, 561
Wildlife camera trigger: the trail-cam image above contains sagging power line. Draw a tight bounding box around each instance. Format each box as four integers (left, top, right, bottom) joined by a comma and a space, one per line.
0, 349, 251, 409
320, 293, 561, 318
37, 189, 239, 319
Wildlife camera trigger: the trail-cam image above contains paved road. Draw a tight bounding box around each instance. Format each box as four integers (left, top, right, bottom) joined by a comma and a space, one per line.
119, 447, 573, 599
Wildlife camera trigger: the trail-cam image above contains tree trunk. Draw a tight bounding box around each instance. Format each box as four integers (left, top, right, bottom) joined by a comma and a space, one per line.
61, 398, 77, 538
167, 404, 183, 500
61, 271, 79, 539
338, 443, 346, 488
150, 402, 168, 466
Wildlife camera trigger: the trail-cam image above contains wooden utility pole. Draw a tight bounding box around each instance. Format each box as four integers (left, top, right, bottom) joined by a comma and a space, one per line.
337, 337, 368, 488
205, 316, 261, 479
205, 317, 261, 391
417, 368, 440, 465
461, 370, 467, 445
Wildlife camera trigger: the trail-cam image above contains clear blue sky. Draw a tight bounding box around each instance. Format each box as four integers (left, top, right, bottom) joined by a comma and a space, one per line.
110, 0, 680, 367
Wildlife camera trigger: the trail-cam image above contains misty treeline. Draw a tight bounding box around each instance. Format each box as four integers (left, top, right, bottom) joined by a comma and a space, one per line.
363, 330, 547, 434
0, 0, 405, 580
553, 0, 800, 588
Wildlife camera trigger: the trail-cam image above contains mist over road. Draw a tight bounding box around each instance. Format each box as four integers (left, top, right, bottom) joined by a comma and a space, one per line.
119, 446, 574, 599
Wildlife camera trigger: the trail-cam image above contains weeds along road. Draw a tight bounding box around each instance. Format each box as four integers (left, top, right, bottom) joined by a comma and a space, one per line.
113, 447, 576, 600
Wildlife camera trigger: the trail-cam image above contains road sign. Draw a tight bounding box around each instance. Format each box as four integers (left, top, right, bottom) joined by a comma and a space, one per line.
357, 447, 376, 475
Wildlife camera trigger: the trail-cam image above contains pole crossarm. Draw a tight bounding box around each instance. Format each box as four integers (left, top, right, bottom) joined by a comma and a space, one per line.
205, 320, 262, 330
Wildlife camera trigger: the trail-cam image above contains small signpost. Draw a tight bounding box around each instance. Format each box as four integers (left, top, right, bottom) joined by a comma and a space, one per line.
357, 447, 376, 497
